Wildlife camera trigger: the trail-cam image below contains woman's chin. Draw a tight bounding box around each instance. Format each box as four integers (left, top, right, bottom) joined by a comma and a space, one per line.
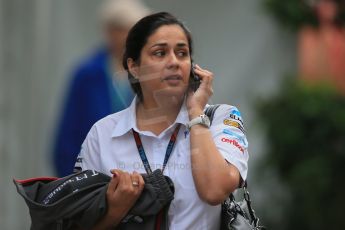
153, 86, 188, 100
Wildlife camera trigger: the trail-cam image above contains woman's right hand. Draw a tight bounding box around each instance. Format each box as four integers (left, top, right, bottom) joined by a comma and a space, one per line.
95, 170, 145, 229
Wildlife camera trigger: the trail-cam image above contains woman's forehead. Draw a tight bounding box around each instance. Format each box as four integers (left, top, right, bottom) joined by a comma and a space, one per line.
145, 25, 189, 47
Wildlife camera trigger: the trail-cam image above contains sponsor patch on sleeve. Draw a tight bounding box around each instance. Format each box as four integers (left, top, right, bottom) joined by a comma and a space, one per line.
222, 129, 247, 146
228, 108, 244, 126
223, 119, 245, 133
220, 137, 245, 154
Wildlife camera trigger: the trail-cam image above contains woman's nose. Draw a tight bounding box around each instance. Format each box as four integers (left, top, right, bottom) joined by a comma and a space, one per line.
166, 52, 179, 69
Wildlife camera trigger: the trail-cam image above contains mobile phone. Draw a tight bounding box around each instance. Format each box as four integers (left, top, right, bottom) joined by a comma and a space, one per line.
189, 63, 201, 92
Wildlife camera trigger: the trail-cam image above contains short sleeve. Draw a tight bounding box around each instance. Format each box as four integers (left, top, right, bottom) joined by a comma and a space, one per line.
209, 104, 249, 180
74, 125, 101, 172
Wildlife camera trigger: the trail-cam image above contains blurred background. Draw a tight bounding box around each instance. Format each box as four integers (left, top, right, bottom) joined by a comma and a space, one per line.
1, 0, 344, 229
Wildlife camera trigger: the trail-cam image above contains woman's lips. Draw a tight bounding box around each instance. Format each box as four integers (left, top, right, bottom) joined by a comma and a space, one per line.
163, 75, 183, 85
163, 74, 182, 80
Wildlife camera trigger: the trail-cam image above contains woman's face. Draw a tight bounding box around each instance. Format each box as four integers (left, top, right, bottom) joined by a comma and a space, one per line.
134, 24, 191, 100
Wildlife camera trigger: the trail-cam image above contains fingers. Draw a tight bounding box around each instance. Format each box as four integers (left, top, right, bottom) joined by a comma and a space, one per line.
109, 169, 130, 193
130, 171, 140, 187
130, 171, 145, 198
133, 171, 145, 193
109, 170, 144, 196
193, 64, 214, 96
194, 64, 214, 85
108, 170, 120, 192
120, 171, 133, 192
105, 170, 143, 222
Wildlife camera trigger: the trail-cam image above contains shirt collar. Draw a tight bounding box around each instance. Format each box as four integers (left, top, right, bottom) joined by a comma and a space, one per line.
111, 96, 138, 138
174, 99, 189, 126
111, 96, 189, 138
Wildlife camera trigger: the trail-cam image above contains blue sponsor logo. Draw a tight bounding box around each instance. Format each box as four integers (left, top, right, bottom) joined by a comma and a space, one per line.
229, 114, 243, 126
229, 109, 244, 126
222, 129, 247, 146
231, 109, 241, 117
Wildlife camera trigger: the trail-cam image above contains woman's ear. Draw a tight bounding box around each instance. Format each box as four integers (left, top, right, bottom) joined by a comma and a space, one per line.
127, 58, 139, 79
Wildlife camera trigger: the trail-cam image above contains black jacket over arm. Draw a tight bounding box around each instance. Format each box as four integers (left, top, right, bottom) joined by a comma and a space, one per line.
14, 169, 174, 230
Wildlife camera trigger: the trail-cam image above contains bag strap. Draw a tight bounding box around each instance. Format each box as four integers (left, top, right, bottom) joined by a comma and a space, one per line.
243, 185, 261, 227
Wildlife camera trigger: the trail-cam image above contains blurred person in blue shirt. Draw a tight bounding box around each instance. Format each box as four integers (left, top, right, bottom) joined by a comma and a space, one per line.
53, 0, 150, 177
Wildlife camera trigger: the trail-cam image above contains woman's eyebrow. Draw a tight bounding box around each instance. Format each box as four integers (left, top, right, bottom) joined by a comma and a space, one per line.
150, 42, 188, 48
151, 43, 167, 48
176, 43, 188, 47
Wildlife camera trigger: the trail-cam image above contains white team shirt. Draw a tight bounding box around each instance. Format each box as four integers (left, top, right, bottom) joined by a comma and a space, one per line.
75, 97, 249, 230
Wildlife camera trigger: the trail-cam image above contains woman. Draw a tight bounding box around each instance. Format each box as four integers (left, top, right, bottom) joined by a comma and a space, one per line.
75, 12, 249, 229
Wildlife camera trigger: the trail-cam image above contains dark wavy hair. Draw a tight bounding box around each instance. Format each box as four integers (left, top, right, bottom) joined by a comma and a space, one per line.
122, 12, 193, 101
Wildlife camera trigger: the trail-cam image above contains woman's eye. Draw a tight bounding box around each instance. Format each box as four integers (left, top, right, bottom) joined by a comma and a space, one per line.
177, 51, 188, 57
153, 51, 165, 57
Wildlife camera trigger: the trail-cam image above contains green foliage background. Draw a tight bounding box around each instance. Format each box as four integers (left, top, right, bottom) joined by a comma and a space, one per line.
256, 80, 345, 229
263, 0, 345, 31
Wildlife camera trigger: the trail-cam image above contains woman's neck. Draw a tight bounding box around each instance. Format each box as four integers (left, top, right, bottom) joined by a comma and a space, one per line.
136, 95, 184, 135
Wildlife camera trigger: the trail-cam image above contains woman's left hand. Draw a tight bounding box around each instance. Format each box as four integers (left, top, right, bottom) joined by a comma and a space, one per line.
186, 64, 214, 119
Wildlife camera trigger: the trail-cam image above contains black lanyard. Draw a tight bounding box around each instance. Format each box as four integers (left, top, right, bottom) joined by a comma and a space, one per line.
132, 124, 181, 174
